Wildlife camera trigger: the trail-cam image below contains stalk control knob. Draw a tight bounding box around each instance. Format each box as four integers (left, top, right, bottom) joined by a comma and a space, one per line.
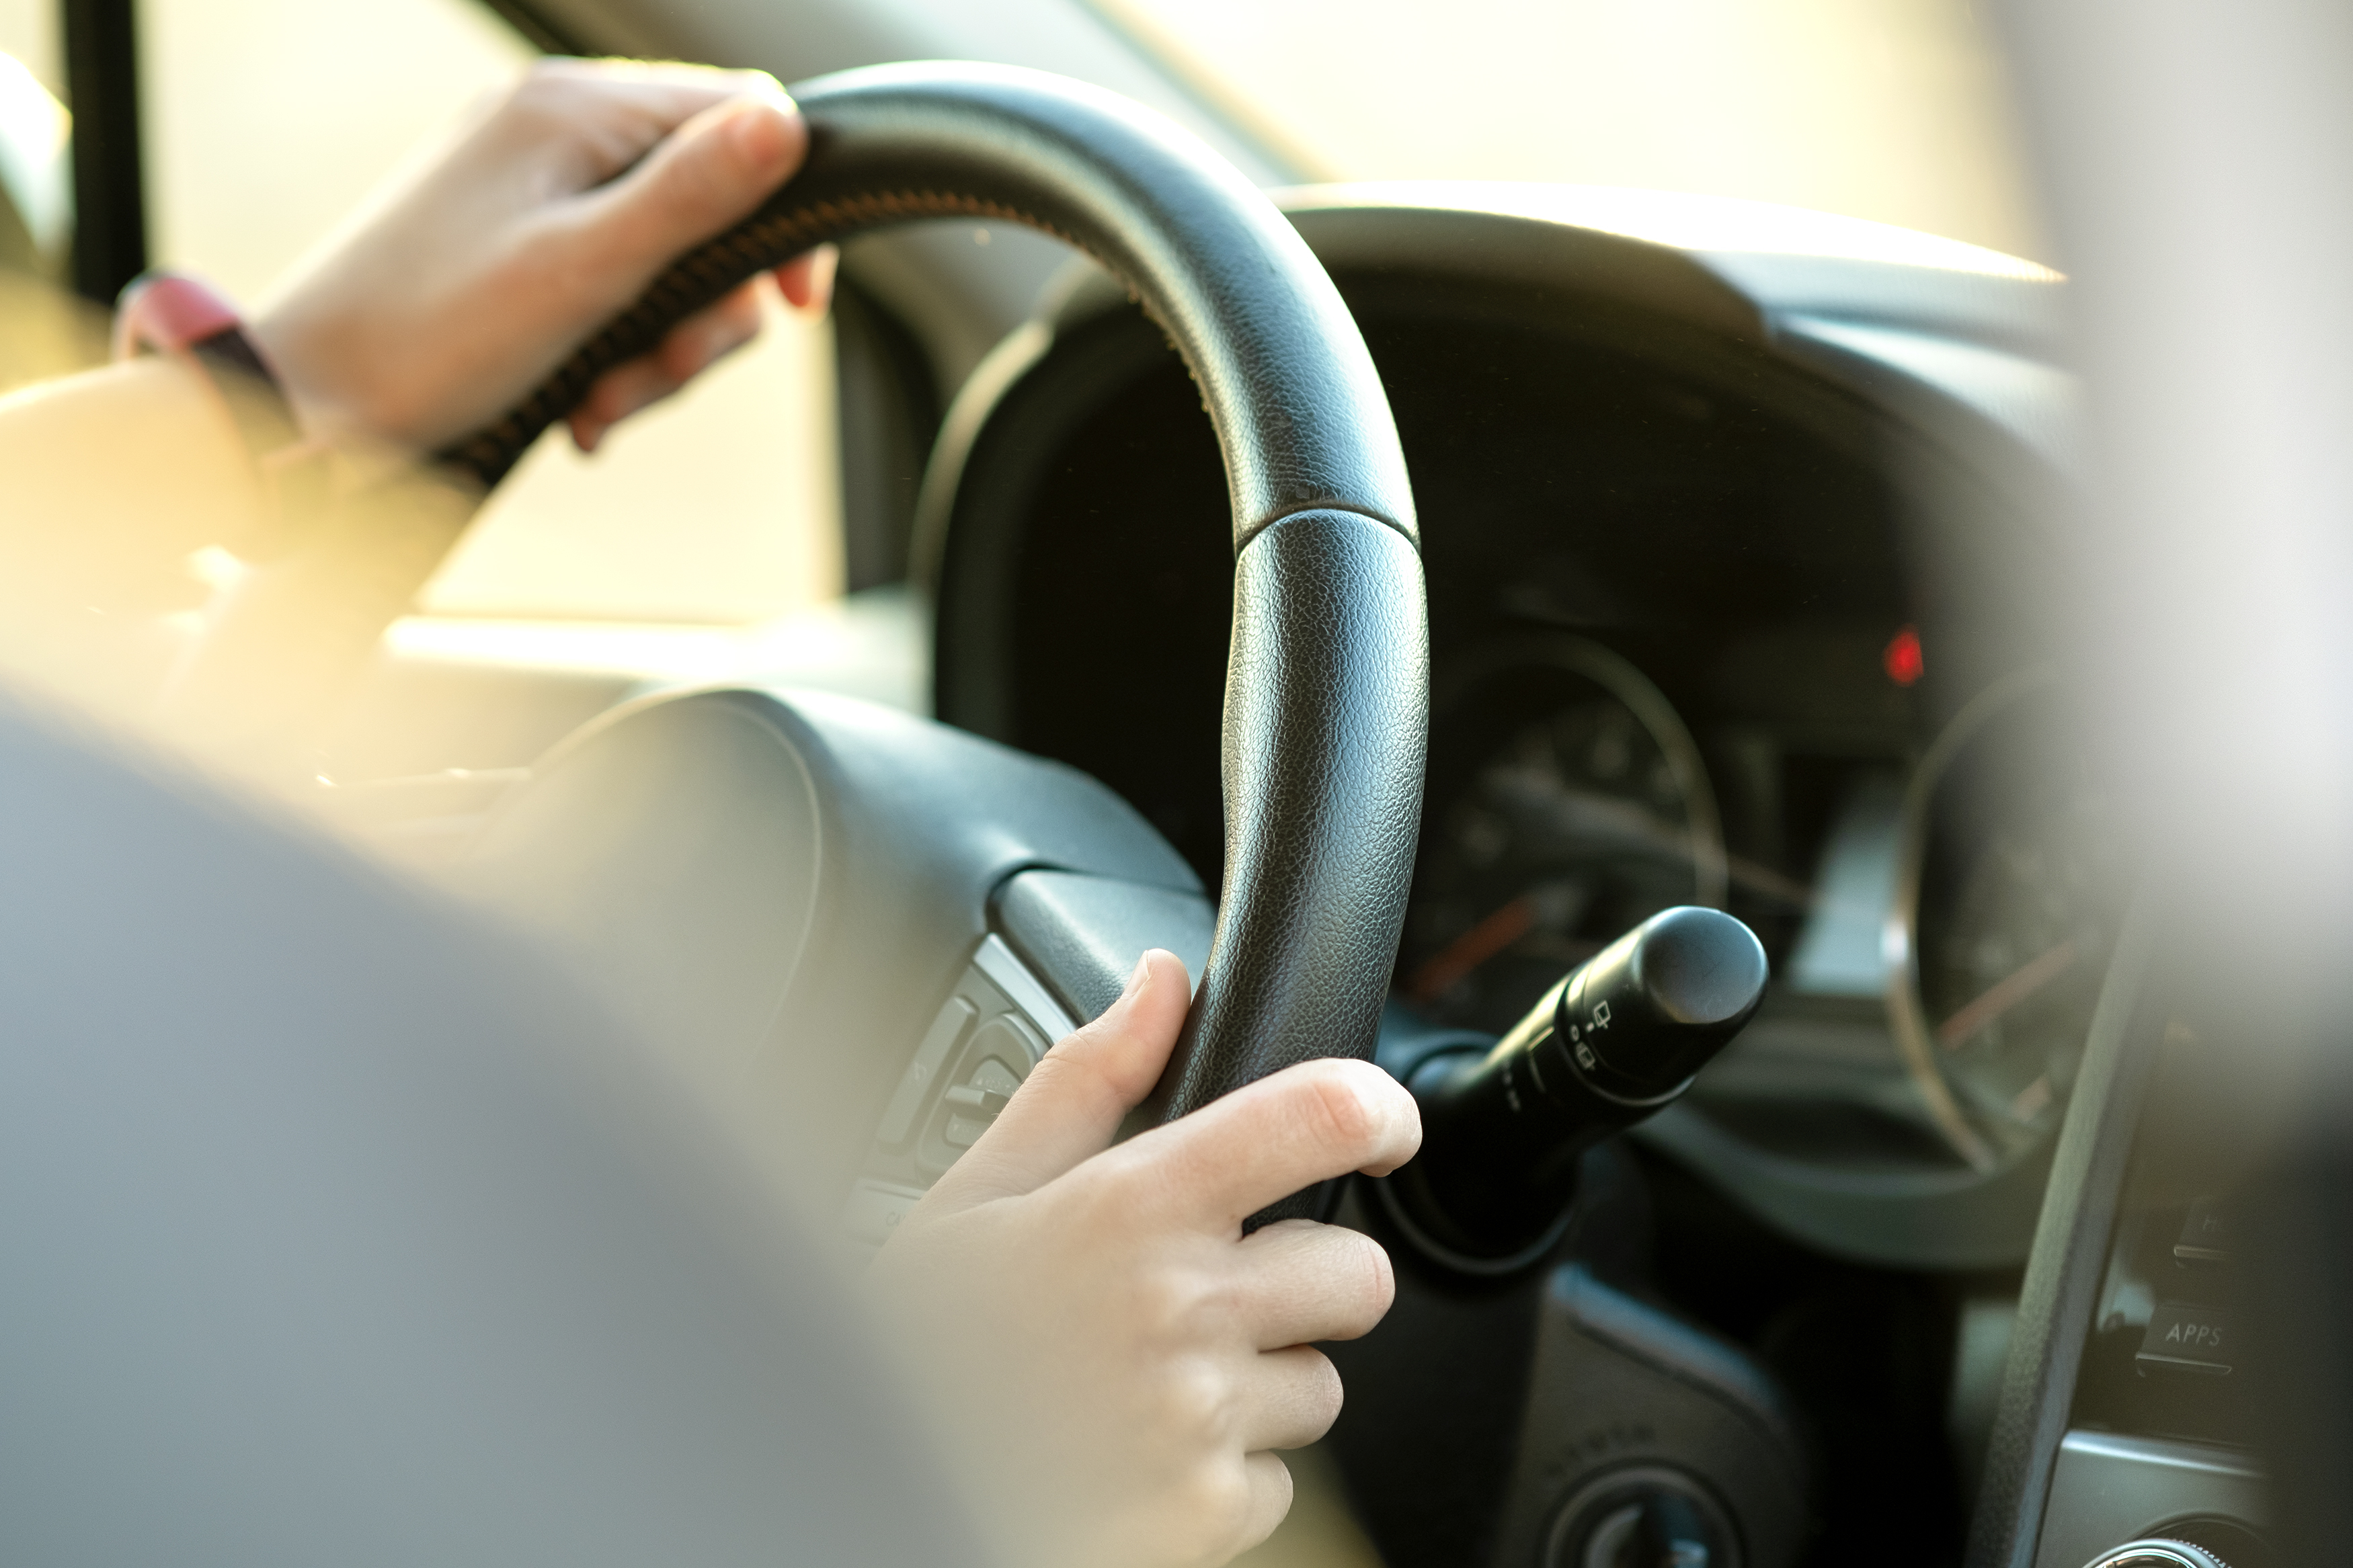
1384, 907, 1767, 1269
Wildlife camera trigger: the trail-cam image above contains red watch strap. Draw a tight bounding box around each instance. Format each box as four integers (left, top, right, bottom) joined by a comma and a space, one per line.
114, 270, 330, 559
114, 272, 246, 360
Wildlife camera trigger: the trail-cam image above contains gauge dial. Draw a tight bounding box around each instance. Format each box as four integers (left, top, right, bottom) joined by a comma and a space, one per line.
1890, 673, 2125, 1167
1404, 638, 1724, 1034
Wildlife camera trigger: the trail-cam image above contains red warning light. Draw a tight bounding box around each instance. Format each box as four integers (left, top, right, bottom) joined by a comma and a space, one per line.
1884, 625, 1925, 687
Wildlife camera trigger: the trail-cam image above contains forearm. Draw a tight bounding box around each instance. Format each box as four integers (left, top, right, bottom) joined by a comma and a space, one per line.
0, 58, 819, 748
0, 356, 264, 577
0, 358, 273, 714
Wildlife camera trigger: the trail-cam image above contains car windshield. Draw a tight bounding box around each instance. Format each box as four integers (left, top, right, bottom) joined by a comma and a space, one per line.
0, 0, 2044, 641
1098, 0, 2045, 260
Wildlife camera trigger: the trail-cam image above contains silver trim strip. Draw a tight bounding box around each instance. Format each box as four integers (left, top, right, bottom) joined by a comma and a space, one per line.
973, 932, 1077, 1042
2059, 1431, 2260, 1479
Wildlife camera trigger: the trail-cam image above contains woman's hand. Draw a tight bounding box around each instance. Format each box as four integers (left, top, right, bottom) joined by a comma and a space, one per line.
869, 952, 1421, 1568
250, 58, 834, 460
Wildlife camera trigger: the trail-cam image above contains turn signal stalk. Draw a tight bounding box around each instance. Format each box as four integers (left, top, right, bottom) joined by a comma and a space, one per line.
1385, 906, 1768, 1270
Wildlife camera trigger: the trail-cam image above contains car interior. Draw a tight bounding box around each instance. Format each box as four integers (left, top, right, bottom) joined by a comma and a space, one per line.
1, 3, 2346, 1567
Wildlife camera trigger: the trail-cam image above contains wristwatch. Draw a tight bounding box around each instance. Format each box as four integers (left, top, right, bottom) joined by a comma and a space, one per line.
113, 270, 331, 558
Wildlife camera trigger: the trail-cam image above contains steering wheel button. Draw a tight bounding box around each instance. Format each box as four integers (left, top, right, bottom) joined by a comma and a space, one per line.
879, 997, 977, 1147
2137, 1303, 2234, 1375
945, 1084, 1012, 1115
942, 1052, 1026, 1149
969, 1057, 1024, 1094
962, 1021, 1037, 1075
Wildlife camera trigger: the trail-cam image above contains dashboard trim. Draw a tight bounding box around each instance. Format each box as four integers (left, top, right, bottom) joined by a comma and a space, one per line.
1966, 889, 2169, 1568
2031, 1432, 2265, 1568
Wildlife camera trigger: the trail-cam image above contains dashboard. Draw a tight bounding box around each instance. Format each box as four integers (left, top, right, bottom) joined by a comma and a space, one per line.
319, 185, 2263, 1568
905, 188, 2163, 1565
930, 189, 2107, 1276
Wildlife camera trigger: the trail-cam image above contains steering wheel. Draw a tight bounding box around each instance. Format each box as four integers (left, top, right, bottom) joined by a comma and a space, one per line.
450, 63, 1429, 1203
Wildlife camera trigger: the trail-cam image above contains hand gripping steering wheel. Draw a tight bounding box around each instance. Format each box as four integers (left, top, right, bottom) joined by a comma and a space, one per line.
446, 63, 1428, 1216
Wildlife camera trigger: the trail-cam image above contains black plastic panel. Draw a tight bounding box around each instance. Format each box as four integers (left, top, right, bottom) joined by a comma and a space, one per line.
994, 868, 1215, 1022
464, 686, 1200, 1186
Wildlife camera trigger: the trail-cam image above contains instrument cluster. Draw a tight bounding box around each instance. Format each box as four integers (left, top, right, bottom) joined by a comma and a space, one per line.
1401, 630, 2128, 1185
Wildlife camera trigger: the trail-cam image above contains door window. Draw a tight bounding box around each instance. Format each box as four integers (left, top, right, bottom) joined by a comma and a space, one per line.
137, 0, 844, 624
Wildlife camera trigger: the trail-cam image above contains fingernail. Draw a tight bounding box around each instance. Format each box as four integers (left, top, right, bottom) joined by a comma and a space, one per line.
727, 101, 789, 173
1121, 954, 1152, 1001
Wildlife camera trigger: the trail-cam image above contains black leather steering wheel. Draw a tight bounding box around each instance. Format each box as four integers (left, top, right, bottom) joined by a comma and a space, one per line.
446, 63, 1428, 1208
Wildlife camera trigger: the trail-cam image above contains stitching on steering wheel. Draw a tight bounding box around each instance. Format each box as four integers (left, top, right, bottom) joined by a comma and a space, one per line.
440, 190, 1082, 487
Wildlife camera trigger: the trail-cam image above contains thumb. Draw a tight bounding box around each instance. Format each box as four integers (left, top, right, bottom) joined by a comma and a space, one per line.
926, 949, 1192, 1208
573, 93, 808, 287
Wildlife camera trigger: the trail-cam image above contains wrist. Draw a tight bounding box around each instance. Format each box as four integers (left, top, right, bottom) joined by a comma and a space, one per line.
115, 271, 338, 559
244, 295, 397, 453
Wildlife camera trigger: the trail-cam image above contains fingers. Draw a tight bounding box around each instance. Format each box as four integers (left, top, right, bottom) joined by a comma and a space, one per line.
1232, 1219, 1396, 1350
1235, 1344, 1346, 1454
506, 59, 788, 183
1113, 1057, 1421, 1236
566, 277, 768, 451
563, 239, 838, 450
528, 56, 783, 106
1230, 1451, 1298, 1559
776, 244, 839, 314
928, 949, 1192, 1206
570, 90, 809, 284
